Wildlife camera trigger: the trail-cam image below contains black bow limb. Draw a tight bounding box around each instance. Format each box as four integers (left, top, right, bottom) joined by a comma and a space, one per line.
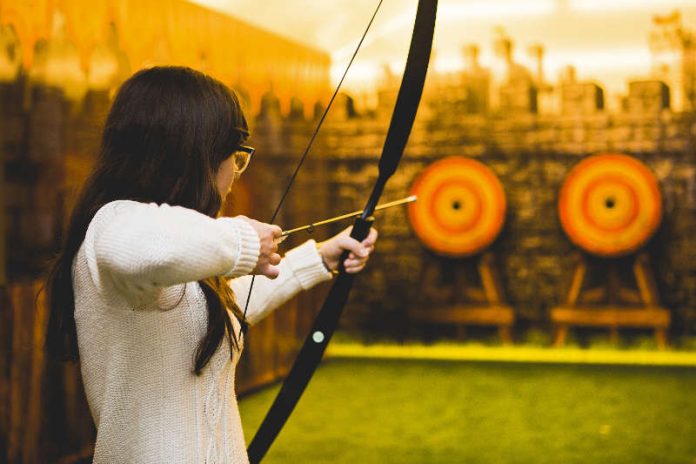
247, 1, 438, 462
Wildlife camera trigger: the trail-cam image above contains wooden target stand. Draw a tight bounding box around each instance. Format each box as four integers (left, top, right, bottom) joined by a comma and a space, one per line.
551, 154, 670, 348
407, 157, 514, 343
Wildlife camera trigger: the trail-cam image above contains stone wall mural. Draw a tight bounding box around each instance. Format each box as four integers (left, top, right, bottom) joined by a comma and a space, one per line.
250, 13, 696, 341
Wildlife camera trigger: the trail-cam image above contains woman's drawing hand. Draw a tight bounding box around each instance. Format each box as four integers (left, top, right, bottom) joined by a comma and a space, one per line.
237, 216, 283, 279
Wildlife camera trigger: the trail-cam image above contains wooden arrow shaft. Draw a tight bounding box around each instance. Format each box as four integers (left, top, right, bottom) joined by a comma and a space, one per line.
279, 195, 416, 239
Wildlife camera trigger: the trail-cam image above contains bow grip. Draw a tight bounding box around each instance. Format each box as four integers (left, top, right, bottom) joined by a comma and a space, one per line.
338, 216, 374, 272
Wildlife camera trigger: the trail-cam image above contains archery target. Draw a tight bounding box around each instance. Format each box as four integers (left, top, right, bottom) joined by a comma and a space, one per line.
408, 157, 506, 257
558, 153, 662, 257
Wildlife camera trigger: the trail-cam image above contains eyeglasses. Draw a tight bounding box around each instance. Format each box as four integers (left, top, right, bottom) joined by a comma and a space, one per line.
232, 145, 255, 174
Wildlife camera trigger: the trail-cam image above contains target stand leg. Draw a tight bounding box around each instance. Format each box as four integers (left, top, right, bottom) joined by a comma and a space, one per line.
498, 326, 513, 345
410, 252, 515, 344
553, 325, 569, 348
551, 253, 670, 348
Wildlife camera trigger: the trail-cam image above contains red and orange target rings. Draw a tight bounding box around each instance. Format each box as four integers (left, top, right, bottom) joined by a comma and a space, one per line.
408, 157, 506, 257
558, 153, 662, 257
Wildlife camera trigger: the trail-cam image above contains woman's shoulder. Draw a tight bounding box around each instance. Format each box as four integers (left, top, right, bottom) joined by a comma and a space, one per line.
90, 199, 199, 227
86, 200, 147, 237
93, 200, 215, 224
94, 199, 154, 218
86, 200, 230, 247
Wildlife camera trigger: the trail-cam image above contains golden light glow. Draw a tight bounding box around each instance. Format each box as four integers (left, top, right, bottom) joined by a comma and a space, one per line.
570, 0, 695, 12
185, 0, 696, 106
331, 0, 555, 62
439, 0, 555, 18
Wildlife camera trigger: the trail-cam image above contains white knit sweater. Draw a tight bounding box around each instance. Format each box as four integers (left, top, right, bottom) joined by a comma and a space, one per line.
73, 200, 332, 463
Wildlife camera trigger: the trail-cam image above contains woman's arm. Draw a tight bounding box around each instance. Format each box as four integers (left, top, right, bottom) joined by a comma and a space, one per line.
231, 227, 378, 325
88, 200, 259, 298
230, 240, 332, 325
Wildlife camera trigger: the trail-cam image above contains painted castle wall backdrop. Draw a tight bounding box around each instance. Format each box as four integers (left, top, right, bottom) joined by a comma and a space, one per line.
251, 29, 696, 341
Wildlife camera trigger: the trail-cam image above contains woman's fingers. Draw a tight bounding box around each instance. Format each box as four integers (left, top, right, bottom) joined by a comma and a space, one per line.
347, 244, 374, 260
261, 263, 281, 279
236, 216, 283, 278
362, 228, 378, 247
336, 234, 369, 257
343, 258, 364, 267
343, 261, 366, 274
339, 227, 378, 274
316, 226, 379, 275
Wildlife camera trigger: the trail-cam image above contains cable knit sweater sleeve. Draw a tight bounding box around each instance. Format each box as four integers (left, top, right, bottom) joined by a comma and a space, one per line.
87, 200, 260, 304
230, 239, 333, 325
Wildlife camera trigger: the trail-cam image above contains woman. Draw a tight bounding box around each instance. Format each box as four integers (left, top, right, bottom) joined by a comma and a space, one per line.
45, 66, 377, 463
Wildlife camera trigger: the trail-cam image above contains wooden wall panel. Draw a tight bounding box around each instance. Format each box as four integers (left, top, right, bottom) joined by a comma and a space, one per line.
0, 126, 5, 287
0, 282, 97, 463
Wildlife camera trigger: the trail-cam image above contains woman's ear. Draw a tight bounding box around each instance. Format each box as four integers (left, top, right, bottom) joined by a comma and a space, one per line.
215, 155, 237, 198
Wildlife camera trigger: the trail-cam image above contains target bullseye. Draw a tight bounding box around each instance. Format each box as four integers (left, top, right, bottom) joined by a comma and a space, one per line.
408, 157, 506, 257
559, 153, 662, 256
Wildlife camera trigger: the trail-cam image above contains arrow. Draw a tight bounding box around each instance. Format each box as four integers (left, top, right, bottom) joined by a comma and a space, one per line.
278, 195, 416, 241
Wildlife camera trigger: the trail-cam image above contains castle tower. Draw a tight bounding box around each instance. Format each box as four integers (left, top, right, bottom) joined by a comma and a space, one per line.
649, 10, 696, 112
461, 44, 491, 114
493, 33, 537, 114
528, 44, 557, 114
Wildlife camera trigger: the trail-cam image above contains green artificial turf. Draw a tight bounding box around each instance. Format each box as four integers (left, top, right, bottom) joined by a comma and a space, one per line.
240, 358, 696, 464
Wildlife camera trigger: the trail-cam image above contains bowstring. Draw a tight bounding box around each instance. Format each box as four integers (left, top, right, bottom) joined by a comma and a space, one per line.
238, 0, 385, 339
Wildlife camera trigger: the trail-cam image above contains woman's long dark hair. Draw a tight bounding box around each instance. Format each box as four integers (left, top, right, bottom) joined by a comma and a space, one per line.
45, 66, 249, 374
